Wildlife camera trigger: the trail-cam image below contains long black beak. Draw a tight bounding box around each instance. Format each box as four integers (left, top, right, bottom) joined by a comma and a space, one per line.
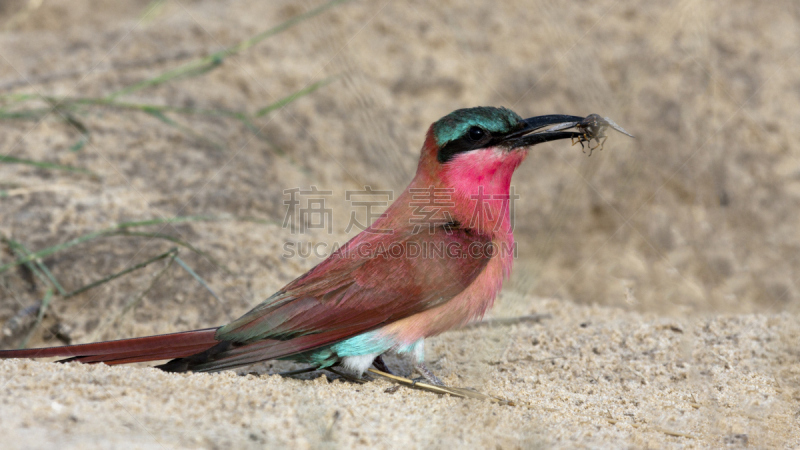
503, 114, 585, 149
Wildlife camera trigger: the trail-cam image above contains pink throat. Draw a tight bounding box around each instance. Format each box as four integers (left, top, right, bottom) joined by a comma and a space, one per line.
439, 147, 527, 280
440, 147, 527, 236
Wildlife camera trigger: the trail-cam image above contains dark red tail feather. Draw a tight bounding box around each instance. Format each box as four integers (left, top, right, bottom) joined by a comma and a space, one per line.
0, 328, 220, 368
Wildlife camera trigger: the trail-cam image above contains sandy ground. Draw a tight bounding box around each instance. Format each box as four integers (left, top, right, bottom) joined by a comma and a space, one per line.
1, 0, 799, 448
2, 296, 799, 448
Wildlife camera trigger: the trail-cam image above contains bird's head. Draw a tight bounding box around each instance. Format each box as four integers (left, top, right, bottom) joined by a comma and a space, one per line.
416, 106, 584, 199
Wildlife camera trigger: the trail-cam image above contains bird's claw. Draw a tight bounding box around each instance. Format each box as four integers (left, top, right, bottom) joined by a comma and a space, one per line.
372, 354, 394, 375
414, 363, 445, 386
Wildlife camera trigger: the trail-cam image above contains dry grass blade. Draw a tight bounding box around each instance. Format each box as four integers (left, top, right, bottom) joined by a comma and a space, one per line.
6, 243, 222, 345
139, 0, 167, 23
44, 97, 91, 152
366, 369, 514, 405
0, 155, 96, 176
173, 254, 224, 304
106, 0, 347, 100
18, 287, 53, 349
0, 216, 226, 275
0, 75, 335, 146
0, 2, 344, 154
254, 78, 337, 117
3, 237, 67, 296
4, 237, 50, 290
0, 108, 49, 119
62, 248, 178, 299
113, 230, 231, 273
141, 108, 224, 150
86, 252, 177, 342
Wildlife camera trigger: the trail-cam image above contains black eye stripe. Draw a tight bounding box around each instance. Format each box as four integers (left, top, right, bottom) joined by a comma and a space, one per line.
437, 127, 505, 163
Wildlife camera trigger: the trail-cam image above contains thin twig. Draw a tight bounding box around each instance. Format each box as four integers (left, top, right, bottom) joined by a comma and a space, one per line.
367, 368, 514, 405
112, 231, 232, 274
86, 251, 177, 342
63, 248, 178, 299
173, 254, 224, 304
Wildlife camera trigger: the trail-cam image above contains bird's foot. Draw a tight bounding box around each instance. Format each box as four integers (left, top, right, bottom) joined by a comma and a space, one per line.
414, 363, 445, 386
372, 355, 394, 375
366, 367, 512, 404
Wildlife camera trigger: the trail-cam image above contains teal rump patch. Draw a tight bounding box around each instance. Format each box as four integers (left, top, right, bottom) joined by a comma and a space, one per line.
286, 331, 422, 368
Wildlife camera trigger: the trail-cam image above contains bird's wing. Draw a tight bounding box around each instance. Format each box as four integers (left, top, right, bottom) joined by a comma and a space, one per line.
183, 226, 492, 371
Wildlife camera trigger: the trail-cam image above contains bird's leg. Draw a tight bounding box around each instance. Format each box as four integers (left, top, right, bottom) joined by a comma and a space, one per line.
372, 354, 394, 375
368, 339, 511, 403
414, 362, 445, 386
406, 339, 445, 386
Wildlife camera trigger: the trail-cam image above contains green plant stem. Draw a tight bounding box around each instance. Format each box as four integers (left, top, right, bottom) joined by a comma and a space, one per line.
63, 248, 178, 299
18, 288, 53, 349
0, 155, 95, 176
0, 216, 221, 274
87, 254, 177, 342
4, 238, 67, 296
106, 0, 347, 100
173, 255, 224, 304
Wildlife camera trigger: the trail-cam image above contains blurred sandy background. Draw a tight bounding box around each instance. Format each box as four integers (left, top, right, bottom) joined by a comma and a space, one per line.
0, 0, 798, 448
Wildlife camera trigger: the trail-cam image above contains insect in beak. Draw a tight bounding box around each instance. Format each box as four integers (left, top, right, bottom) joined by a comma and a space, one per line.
545, 114, 634, 156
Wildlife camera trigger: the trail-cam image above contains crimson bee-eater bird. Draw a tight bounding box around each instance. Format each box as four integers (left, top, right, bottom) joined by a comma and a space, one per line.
0, 107, 611, 384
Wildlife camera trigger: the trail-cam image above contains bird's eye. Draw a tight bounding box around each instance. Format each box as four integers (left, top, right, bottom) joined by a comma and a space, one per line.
467, 126, 485, 142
